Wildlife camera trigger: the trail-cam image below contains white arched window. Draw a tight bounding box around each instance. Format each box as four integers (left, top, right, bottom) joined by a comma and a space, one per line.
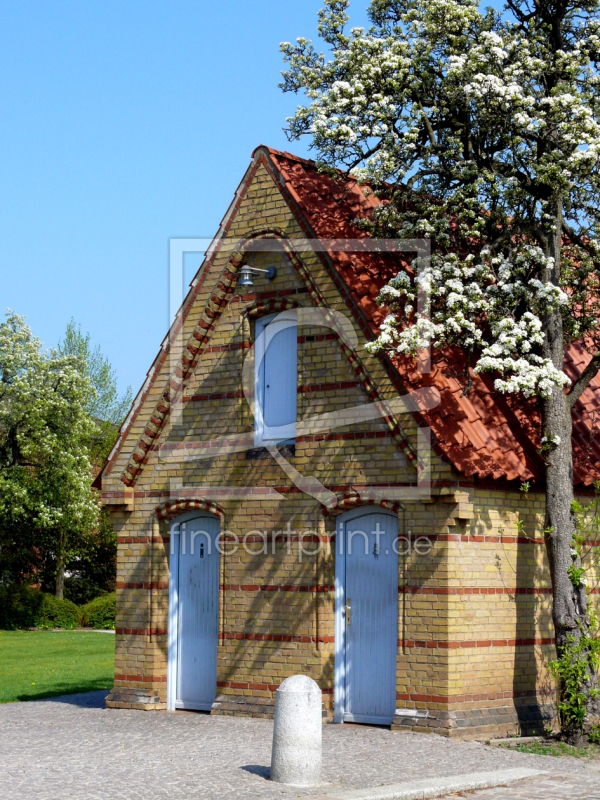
254, 311, 297, 446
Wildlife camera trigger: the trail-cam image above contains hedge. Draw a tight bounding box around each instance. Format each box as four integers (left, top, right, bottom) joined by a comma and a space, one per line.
79, 593, 116, 630
0, 586, 80, 630
0, 587, 116, 630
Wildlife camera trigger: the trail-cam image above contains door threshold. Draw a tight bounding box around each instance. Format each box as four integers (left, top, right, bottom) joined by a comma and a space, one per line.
341, 721, 392, 730
174, 700, 214, 713
342, 713, 394, 727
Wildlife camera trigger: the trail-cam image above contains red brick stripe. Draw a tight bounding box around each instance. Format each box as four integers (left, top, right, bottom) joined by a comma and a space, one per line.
116, 628, 167, 636
203, 342, 252, 353
116, 535, 167, 544
114, 628, 332, 641
156, 437, 254, 454
217, 679, 333, 694
399, 586, 555, 595
399, 636, 554, 649
112, 583, 568, 596
183, 390, 245, 403
427, 533, 549, 545
114, 583, 583, 596
238, 533, 326, 543
230, 287, 309, 303
114, 531, 600, 551
297, 333, 338, 343
220, 583, 334, 593
396, 687, 553, 704
114, 673, 167, 683
297, 431, 392, 443
297, 381, 360, 393
101, 491, 133, 501
116, 582, 169, 590
112, 676, 547, 703
126, 481, 443, 497
219, 632, 334, 644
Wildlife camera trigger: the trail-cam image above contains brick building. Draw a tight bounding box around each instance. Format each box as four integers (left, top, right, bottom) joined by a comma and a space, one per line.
96, 145, 600, 739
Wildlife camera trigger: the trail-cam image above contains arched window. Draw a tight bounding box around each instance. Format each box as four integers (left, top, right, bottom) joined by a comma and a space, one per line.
254, 311, 297, 446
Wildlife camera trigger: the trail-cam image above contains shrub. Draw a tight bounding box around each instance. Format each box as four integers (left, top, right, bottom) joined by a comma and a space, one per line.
36, 593, 80, 629
0, 585, 79, 630
62, 512, 117, 605
79, 592, 116, 630
0, 585, 43, 629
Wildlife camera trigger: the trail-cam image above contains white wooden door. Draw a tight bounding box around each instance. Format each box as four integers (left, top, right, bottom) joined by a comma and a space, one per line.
167, 514, 220, 711
335, 507, 398, 725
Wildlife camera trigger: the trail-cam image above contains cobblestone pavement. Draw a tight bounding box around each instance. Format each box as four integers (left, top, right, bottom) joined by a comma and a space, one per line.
1, 691, 598, 799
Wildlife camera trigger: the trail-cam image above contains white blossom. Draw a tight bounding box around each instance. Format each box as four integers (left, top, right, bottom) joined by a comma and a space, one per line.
281, 0, 600, 405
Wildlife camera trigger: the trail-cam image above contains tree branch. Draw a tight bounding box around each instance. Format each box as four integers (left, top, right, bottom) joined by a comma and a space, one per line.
568, 351, 600, 409
486, 222, 546, 251
562, 221, 598, 259
343, 141, 383, 175
417, 100, 437, 148
407, 169, 441, 189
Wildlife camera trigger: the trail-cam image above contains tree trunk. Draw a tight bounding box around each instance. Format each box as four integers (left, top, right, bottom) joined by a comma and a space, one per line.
542, 389, 600, 742
55, 529, 66, 600
543, 197, 600, 742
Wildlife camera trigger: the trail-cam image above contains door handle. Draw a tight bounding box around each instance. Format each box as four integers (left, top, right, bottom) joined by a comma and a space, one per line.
345, 598, 351, 626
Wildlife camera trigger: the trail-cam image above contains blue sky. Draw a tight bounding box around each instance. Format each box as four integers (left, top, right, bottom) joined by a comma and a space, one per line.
0, 1, 371, 397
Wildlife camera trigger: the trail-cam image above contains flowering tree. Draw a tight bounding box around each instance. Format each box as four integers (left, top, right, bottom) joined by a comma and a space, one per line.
0, 313, 99, 598
281, 0, 600, 739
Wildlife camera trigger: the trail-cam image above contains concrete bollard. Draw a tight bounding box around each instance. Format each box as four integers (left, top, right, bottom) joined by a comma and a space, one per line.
270, 674, 322, 786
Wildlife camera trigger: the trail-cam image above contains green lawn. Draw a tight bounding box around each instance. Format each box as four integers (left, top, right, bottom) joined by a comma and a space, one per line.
0, 630, 115, 703
500, 739, 600, 759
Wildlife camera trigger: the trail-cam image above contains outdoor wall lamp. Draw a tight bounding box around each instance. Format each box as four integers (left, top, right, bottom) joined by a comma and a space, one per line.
238, 264, 277, 288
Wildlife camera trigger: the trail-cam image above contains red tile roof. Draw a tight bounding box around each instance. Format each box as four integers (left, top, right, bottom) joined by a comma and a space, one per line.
262, 146, 600, 486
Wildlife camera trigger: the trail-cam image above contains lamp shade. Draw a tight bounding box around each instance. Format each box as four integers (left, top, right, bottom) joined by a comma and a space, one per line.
238, 265, 254, 287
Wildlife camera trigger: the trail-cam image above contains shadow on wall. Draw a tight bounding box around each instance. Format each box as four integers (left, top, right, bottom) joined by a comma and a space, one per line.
211, 488, 336, 697
513, 501, 556, 734
473, 499, 556, 734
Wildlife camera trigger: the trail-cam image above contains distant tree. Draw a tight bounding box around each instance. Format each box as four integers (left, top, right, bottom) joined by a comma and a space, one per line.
58, 319, 132, 467
41, 508, 117, 605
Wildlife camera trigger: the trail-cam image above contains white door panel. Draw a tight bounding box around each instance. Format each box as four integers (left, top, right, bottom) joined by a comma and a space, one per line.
335, 508, 398, 725
168, 515, 220, 711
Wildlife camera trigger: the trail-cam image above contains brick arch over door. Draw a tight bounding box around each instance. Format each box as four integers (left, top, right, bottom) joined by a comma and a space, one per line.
244, 296, 303, 321
321, 489, 405, 518
155, 498, 225, 521
119, 227, 419, 487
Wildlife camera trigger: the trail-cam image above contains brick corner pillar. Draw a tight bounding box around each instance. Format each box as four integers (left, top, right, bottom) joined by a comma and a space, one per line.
105, 515, 169, 711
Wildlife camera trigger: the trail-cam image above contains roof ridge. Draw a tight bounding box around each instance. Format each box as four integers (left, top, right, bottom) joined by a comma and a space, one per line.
252, 144, 317, 168
254, 144, 364, 185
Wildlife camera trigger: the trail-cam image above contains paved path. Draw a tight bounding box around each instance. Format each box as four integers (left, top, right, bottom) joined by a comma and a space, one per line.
1, 692, 599, 799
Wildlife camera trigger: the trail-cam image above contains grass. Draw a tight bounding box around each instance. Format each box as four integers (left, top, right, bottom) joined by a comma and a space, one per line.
500, 739, 600, 759
0, 630, 115, 703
